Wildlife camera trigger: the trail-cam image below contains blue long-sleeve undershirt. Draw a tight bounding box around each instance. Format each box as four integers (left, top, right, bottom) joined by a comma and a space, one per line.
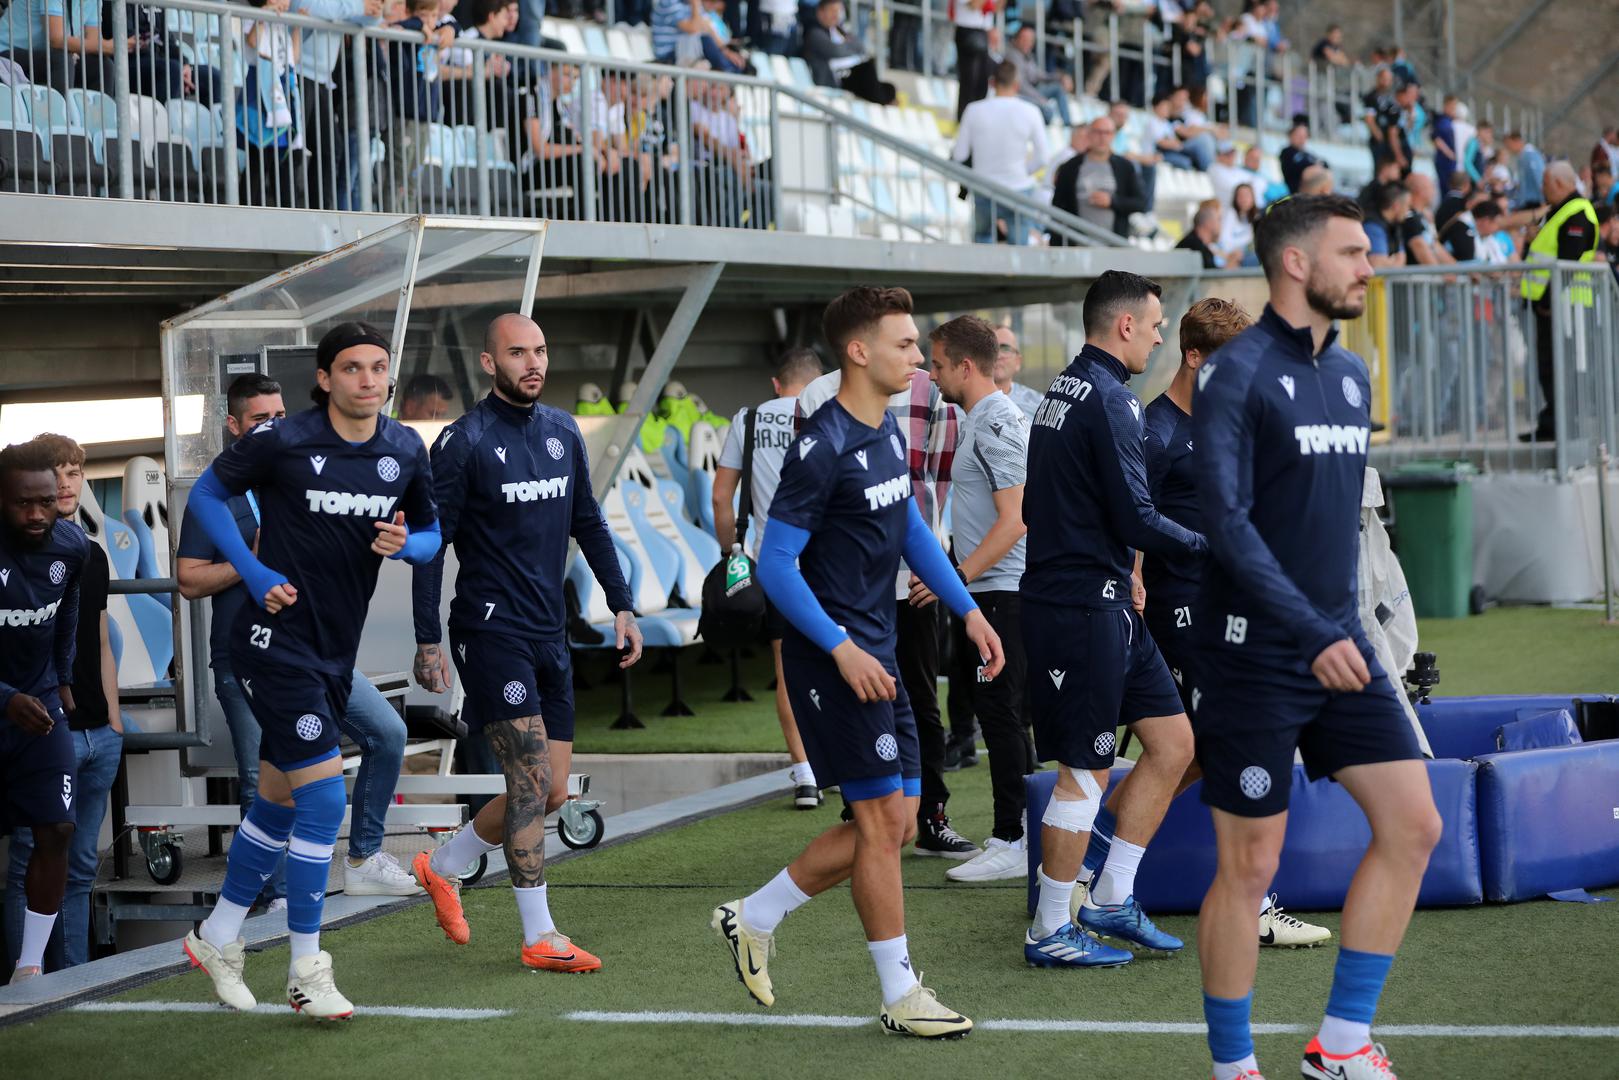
389, 519, 441, 565
189, 466, 288, 611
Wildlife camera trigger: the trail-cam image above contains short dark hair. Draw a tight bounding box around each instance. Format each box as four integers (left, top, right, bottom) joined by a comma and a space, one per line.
30, 432, 85, 469
226, 373, 283, 421
1597, 204, 1615, 226
1472, 200, 1502, 221
775, 346, 823, 387
1506, 130, 1524, 141
1081, 270, 1162, 339
991, 59, 1019, 90
0, 440, 60, 484
1253, 194, 1365, 279
1373, 179, 1408, 215
821, 286, 914, 363
1179, 297, 1252, 361
927, 315, 999, 374
402, 374, 453, 403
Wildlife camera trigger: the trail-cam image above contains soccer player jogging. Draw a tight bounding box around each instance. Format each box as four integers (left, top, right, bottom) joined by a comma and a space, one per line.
1193, 195, 1441, 1080
409, 314, 642, 972
1020, 270, 1204, 970
180, 323, 442, 1020
924, 316, 1037, 884
712, 286, 1004, 1038
711, 347, 826, 810
0, 441, 88, 984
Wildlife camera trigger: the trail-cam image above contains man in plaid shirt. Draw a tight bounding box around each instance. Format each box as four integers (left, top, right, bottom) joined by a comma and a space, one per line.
796, 363, 978, 858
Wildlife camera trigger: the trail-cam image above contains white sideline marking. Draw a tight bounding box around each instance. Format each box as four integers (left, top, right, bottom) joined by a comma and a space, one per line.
75, 1002, 512, 1020
563, 1011, 1619, 1038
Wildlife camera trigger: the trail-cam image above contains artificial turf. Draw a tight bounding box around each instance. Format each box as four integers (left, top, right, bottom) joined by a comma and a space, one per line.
6, 758, 1616, 1079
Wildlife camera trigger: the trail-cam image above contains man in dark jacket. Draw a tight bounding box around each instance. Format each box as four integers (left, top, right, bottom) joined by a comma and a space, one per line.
801, 0, 894, 105
1051, 116, 1146, 241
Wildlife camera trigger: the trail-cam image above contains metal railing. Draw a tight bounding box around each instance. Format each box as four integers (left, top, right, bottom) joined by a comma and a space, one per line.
0, 0, 1117, 246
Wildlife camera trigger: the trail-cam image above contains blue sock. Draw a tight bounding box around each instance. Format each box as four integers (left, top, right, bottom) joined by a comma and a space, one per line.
219, 799, 295, 908
1325, 948, 1395, 1024
286, 776, 347, 936
1081, 804, 1117, 879
1204, 992, 1255, 1065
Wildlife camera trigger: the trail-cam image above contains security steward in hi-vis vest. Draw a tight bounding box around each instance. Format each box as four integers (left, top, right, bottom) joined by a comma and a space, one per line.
1519, 181, 1599, 440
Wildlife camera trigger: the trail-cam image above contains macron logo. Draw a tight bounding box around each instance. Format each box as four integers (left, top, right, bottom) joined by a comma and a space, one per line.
438, 430, 455, 450
241, 678, 253, 697
1198, 363, 1217, 391
855, 450, 868, 470
502, 477, 569, 503
1049, 669, 1066, 690
1292, 424, 1369, 456
304, 490, 399, 517
862, 475, 910, 511
309, 455, 327, 475
0, 568, 9, 586
494, 447, 507, 464
1278, 375, 1296, 400
799, 437, 818, 460
1127, 398, 1141, 422
808, 689, 821, 710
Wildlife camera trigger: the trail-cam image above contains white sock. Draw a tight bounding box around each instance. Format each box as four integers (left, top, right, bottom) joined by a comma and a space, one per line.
17, 909, 57, 970
514, 884, 557, 945
1075, 865, 1094, 885
789, 761, 817, 787
289, 931, 321, 967
867, 934, 920, 1005
1317, 1014, 1372, 1056
1260, 893, 1274, 916
430, 826, 501, 878
1091, 837, 1146, 907
1032, 868, 1074, 938
1213, 1054, 1260, 1080
741, 868, 811, 934
199, 899, 253, 950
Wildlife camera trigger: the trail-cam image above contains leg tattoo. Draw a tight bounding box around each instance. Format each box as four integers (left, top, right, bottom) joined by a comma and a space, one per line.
487, 715, 551, 889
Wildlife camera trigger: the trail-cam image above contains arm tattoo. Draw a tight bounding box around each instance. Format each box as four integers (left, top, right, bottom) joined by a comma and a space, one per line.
414, 644, 442, 687
487, 714, 552, 889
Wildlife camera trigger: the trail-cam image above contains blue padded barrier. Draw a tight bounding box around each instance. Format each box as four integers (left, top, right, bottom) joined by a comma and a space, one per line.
1024, 759, 1482, 915
1495, 709, 1581, 752
1476, 741, 1619, 902
1414, 695, 1605, 759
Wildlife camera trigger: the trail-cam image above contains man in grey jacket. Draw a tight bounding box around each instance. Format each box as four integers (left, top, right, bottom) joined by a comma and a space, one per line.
1005, 23, 1072, 126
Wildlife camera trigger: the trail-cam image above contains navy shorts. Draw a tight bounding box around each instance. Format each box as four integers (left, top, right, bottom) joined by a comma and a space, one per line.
1196, 647, 1423, 818
1024, 601, 1185, 771
230, 654, 350, 771
0, 691, 75, 828
1145, 596, 1200, 719
781, 643, 920, 800
450, 631, 575, 742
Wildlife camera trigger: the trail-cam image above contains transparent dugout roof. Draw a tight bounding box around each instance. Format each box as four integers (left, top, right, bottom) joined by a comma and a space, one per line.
160, 218, 546, 481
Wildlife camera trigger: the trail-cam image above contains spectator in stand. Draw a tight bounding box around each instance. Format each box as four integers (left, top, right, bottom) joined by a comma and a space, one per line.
1390, 79, 1420, 175
954, 0, 994, 119
293, 0, 387, 210
1592, 161, 1617, 209
1472, 199, 1515, 263
751, 0, 796, 54
1007, 23, 1073, 126
1431, 94, 1461, 193
1435, 169, 1475, 232
1357, 155, 1403, 214
518, 61, 592, 218
439, 0, 512, 127
398, 374, 455, 420
1402, 172, 1452, 265
1298, 163, 1334, 196
1207, 139, 1244, 207
239, 0, 305, 208
802, 0, 895, 105
689, 77, 770, 228
1595, 126, 1619, 179
1110, 99, 1159, 212
953, 60, 1048, 245
1168, 83, 1220, 171
0, 0, 118, 96
1597, 204, 1619, 285
1277, 120, 1317, 195
95, 3, 224, 106
1362, 67, 1402, 172
1310, 22, 1348, 67
1364, 179, 1410, 268
1388, 45, 1419, 86
1175, 199, 1222, 268
652, 0, 743, 72
1217, 182, 1259, 266
1050, 114, 1145, 241
1241, 143, 1278, 206
1170, 0, 1217, 93
1503, 131, 1546, 211
1465, 120, 1496, 184
1147, 90, 1195, 171
385, 0, 451, 211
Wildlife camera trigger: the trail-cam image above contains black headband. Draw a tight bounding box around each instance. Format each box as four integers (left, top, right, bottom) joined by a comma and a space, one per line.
316, 322, 392, 371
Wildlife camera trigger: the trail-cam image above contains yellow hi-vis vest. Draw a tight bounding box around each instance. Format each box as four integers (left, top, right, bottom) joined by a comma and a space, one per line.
1521, 196, 1599, 306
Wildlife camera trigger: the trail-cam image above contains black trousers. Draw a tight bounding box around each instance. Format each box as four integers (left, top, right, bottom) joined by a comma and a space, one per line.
946, 610, 977, 742
839, 59, 896, 106
953, 592, 1032, 841
954, 27, 991, 119
1534, 304, 1555, 436
897, 599, 948, 817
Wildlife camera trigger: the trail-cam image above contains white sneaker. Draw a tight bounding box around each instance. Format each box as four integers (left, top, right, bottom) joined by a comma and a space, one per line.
266, 898, 288, 915
946, 836, 1027, 882
878, 976, 973, 1039
8, 964, 41, 985
1259, 895, 1332, 948
183, 930, 257, 1011
287, 951, 354, 1020
343, 851, 425, 896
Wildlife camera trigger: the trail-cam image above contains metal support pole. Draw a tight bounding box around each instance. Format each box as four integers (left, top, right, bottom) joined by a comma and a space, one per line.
675, 74, 694, 226
768, 89, 783, 230
1034, 0, 1045, 70
1142, 20, 1153, 103
579, 63, 597, 222
354, 33, 373, 212
1109, 11, 1119, 101
1552, 269, 1569, 477
1600, 443, 1616, 624
921, 0, 932, 77
111, 0, 134, 199
221, 23, 240, 205
874, 0, 888, 79
473, 50, 491, 216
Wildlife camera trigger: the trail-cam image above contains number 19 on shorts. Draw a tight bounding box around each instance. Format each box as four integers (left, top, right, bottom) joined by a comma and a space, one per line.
1224, 615, 1248, 645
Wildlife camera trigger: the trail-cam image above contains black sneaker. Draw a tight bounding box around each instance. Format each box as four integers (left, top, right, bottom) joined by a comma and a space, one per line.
913, 814, 980, 860
942, 735, 979, 772
793, 784, 822, 809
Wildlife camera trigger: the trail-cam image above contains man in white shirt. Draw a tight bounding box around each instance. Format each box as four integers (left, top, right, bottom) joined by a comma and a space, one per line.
952, 61, 1050, 245
713, 348, 827, 810
1207, 140, 1247, 208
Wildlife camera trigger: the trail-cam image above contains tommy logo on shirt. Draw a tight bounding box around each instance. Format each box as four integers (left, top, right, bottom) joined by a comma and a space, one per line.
854, 449, 868, 470
309, 455, 328, 475
1279, 375, 1296, 400
863, 475, 909, 511
304, 490, 400, 517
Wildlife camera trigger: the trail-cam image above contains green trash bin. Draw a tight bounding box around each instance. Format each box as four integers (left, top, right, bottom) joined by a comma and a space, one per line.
1385, 461, 1476, 619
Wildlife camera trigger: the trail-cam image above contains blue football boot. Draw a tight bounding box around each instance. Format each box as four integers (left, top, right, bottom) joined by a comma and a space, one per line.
1078, 895, 1185, 953
1023, 922, 1133, 968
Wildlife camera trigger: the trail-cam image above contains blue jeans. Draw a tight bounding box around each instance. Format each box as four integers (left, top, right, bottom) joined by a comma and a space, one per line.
973, 190, 1035, 245
5, 724, 125, 971
1035, 84, 1074, 127
216, 666, 405, 869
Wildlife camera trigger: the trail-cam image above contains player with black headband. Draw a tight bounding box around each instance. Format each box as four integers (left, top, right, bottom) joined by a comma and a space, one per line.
179, 322, 441, 1020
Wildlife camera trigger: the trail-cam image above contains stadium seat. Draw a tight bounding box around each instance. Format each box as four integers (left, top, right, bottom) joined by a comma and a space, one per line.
601, 485, 700, 646
122, 455, 170, 574
166, 99, 228, 199
0, 126, 54, 194
581, 23, 611, 58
